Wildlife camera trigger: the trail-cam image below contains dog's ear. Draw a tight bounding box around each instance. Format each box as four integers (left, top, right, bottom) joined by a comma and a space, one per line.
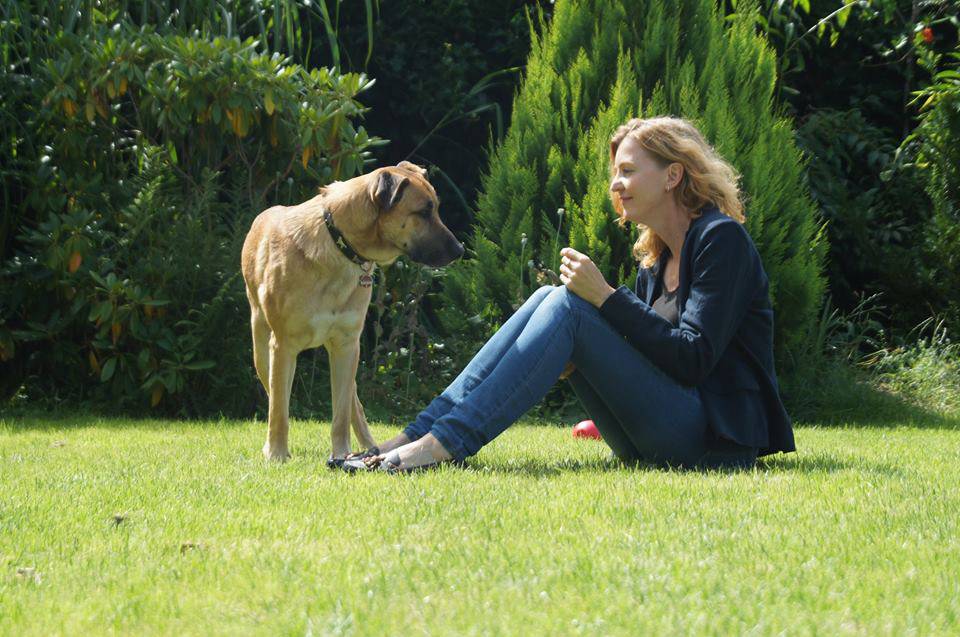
373, 169, 410, 212
396, 161, 428, 177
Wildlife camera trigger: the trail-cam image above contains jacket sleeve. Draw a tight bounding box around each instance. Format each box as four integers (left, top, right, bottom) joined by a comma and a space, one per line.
598, 222, 756, 386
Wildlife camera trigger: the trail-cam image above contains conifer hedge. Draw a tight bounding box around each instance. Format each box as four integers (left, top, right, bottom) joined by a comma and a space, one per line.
439, 0, 826, 370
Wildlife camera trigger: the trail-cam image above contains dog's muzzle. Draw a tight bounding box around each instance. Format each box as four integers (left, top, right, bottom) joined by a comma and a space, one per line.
407, 232, 465, 268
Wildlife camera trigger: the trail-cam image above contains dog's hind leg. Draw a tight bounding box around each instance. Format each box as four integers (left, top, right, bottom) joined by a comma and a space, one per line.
327, 339, 362, 459
351, 387, 377, 450
264, 335, 295, 461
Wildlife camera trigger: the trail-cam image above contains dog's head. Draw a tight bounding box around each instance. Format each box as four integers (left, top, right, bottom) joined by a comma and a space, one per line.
368, 161, 464, 267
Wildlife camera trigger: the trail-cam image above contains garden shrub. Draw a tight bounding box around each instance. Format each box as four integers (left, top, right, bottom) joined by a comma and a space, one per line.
0, 14, 380, 414
912, 45, 960, 336
438, 0, 827, 373
795, 108, 931, 328
872, 319, 960, 418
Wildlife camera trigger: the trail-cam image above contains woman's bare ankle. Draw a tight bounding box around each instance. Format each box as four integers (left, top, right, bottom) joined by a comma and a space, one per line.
396, 433, 452, 465
378, 433, 411, 454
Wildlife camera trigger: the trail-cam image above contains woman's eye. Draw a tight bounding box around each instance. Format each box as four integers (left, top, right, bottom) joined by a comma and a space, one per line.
621, 169, 633, 175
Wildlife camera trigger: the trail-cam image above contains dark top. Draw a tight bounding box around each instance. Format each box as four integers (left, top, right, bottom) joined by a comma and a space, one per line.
598, 206, 795, 456
651, 279, 680, 327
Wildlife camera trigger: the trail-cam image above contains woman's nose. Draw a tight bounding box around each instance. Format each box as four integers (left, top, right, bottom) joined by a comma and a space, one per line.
610, 179, 623, 193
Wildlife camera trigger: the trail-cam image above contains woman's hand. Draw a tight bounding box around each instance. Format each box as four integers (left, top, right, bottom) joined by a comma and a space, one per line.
559, 247, 616, 308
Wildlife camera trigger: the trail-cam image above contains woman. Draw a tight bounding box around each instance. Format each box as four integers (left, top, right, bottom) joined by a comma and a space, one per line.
345, 116, 795, 472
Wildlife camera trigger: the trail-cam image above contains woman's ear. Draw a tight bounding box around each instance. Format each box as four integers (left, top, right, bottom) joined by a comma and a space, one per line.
666, 162, 684, 191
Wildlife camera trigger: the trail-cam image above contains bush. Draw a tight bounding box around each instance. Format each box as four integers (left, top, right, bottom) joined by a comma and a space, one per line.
795, 108, 932, 327
779, 294, 960, 424
0, 14, 381, 414
871, 320, 960, 417
912, 45, 960, 336
438, 0, 827, 373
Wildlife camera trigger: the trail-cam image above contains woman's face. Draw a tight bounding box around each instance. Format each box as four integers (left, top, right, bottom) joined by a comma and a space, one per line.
609, 135, 676, 225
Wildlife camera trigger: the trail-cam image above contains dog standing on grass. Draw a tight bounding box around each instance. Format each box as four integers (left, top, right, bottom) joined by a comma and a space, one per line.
241, 162, 463, 462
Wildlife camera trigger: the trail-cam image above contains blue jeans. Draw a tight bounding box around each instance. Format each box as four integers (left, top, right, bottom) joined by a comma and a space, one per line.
404, 286, 757, 469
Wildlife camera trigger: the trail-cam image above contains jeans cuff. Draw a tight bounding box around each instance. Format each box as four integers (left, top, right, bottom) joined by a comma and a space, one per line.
401, 422, 426, 442
429, 424, 471, 463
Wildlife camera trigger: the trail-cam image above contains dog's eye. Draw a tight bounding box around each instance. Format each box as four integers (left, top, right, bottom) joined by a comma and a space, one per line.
419, 208, 432, 218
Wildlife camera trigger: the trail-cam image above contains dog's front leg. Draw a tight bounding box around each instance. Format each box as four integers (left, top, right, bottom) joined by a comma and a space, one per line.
264, 336, 295, 461
351, 386, 377, 450
327, 339, 361, 459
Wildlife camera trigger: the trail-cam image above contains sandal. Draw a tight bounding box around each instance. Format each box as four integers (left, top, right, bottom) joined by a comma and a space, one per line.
340, 450, 461, 474
326, 446, 380, 470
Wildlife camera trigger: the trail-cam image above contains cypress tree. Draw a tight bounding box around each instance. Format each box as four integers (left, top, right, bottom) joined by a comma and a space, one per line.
439, 0, 826, 368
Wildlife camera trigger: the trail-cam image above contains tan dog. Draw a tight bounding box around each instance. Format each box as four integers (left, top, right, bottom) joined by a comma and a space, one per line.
241, 162, 463, 462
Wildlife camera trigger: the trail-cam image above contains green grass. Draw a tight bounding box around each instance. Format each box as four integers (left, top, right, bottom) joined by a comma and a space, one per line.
2, 414, 959, 635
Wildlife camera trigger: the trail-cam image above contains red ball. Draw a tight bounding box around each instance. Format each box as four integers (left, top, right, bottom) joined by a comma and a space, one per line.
572, 419, 602, 440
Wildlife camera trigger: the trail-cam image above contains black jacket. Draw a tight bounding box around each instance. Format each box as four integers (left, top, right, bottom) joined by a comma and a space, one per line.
599, 206, 795, 456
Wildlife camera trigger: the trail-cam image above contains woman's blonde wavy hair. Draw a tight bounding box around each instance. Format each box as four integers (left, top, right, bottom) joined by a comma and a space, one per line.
609, 117, 745, 268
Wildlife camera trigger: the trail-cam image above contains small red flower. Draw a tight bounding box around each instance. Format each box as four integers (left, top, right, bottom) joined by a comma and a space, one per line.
922, 27, 934, 44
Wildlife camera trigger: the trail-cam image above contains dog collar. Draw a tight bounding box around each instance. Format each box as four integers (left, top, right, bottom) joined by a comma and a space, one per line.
323, 210, 375, 287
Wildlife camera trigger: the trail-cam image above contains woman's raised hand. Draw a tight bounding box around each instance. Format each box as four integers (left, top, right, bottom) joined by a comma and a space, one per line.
559, 247, 616, 308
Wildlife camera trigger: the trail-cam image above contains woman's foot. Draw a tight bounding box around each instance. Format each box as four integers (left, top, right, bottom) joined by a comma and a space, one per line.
345, 432, 411, 460
363, 433, 453, 470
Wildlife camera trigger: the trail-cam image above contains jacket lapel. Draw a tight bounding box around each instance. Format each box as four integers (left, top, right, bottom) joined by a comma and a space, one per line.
678, 207, 716, 311
645, 261, 661, 306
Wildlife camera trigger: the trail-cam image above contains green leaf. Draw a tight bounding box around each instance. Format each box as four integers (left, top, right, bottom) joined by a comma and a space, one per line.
101, 357, 117, 382
183, 360, 216, 371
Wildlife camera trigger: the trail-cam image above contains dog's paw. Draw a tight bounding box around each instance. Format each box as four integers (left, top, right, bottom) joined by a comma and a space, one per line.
262, 443, 291, 462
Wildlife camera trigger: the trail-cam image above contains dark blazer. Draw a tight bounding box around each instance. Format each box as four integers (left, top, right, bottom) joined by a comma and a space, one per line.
598, 206, 795, 456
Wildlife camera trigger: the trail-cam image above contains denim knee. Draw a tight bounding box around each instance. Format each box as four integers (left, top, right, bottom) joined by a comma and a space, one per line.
542, 285, 594, 316
529, 285, 556, 304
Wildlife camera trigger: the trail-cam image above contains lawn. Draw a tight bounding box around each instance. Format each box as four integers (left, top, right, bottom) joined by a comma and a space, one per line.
1, 414, 958, 635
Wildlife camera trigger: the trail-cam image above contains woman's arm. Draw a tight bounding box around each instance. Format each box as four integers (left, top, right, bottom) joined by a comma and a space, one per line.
599, 221, 759, 386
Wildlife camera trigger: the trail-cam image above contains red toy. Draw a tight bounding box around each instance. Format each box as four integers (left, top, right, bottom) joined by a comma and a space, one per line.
572, 419, 602, 440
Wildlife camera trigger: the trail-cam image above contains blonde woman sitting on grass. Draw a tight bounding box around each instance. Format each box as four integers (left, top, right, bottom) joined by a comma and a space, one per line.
345, 116, 795, 473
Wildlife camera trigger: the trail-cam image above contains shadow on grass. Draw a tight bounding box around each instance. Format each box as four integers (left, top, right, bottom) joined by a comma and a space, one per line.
2, 410, 907, 479
795, 391, 960, 431
0, 411, 260, 432
782, 359, 960, 431
757, 452, 905, 477
466, 450, 904, 478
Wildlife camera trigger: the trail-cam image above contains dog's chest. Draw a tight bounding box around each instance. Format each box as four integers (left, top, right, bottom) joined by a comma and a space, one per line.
304, 310, 363, 346
297, 274, 372, 348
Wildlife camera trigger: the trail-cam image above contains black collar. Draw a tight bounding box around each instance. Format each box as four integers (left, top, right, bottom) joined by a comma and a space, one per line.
323, 210, 374, 267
